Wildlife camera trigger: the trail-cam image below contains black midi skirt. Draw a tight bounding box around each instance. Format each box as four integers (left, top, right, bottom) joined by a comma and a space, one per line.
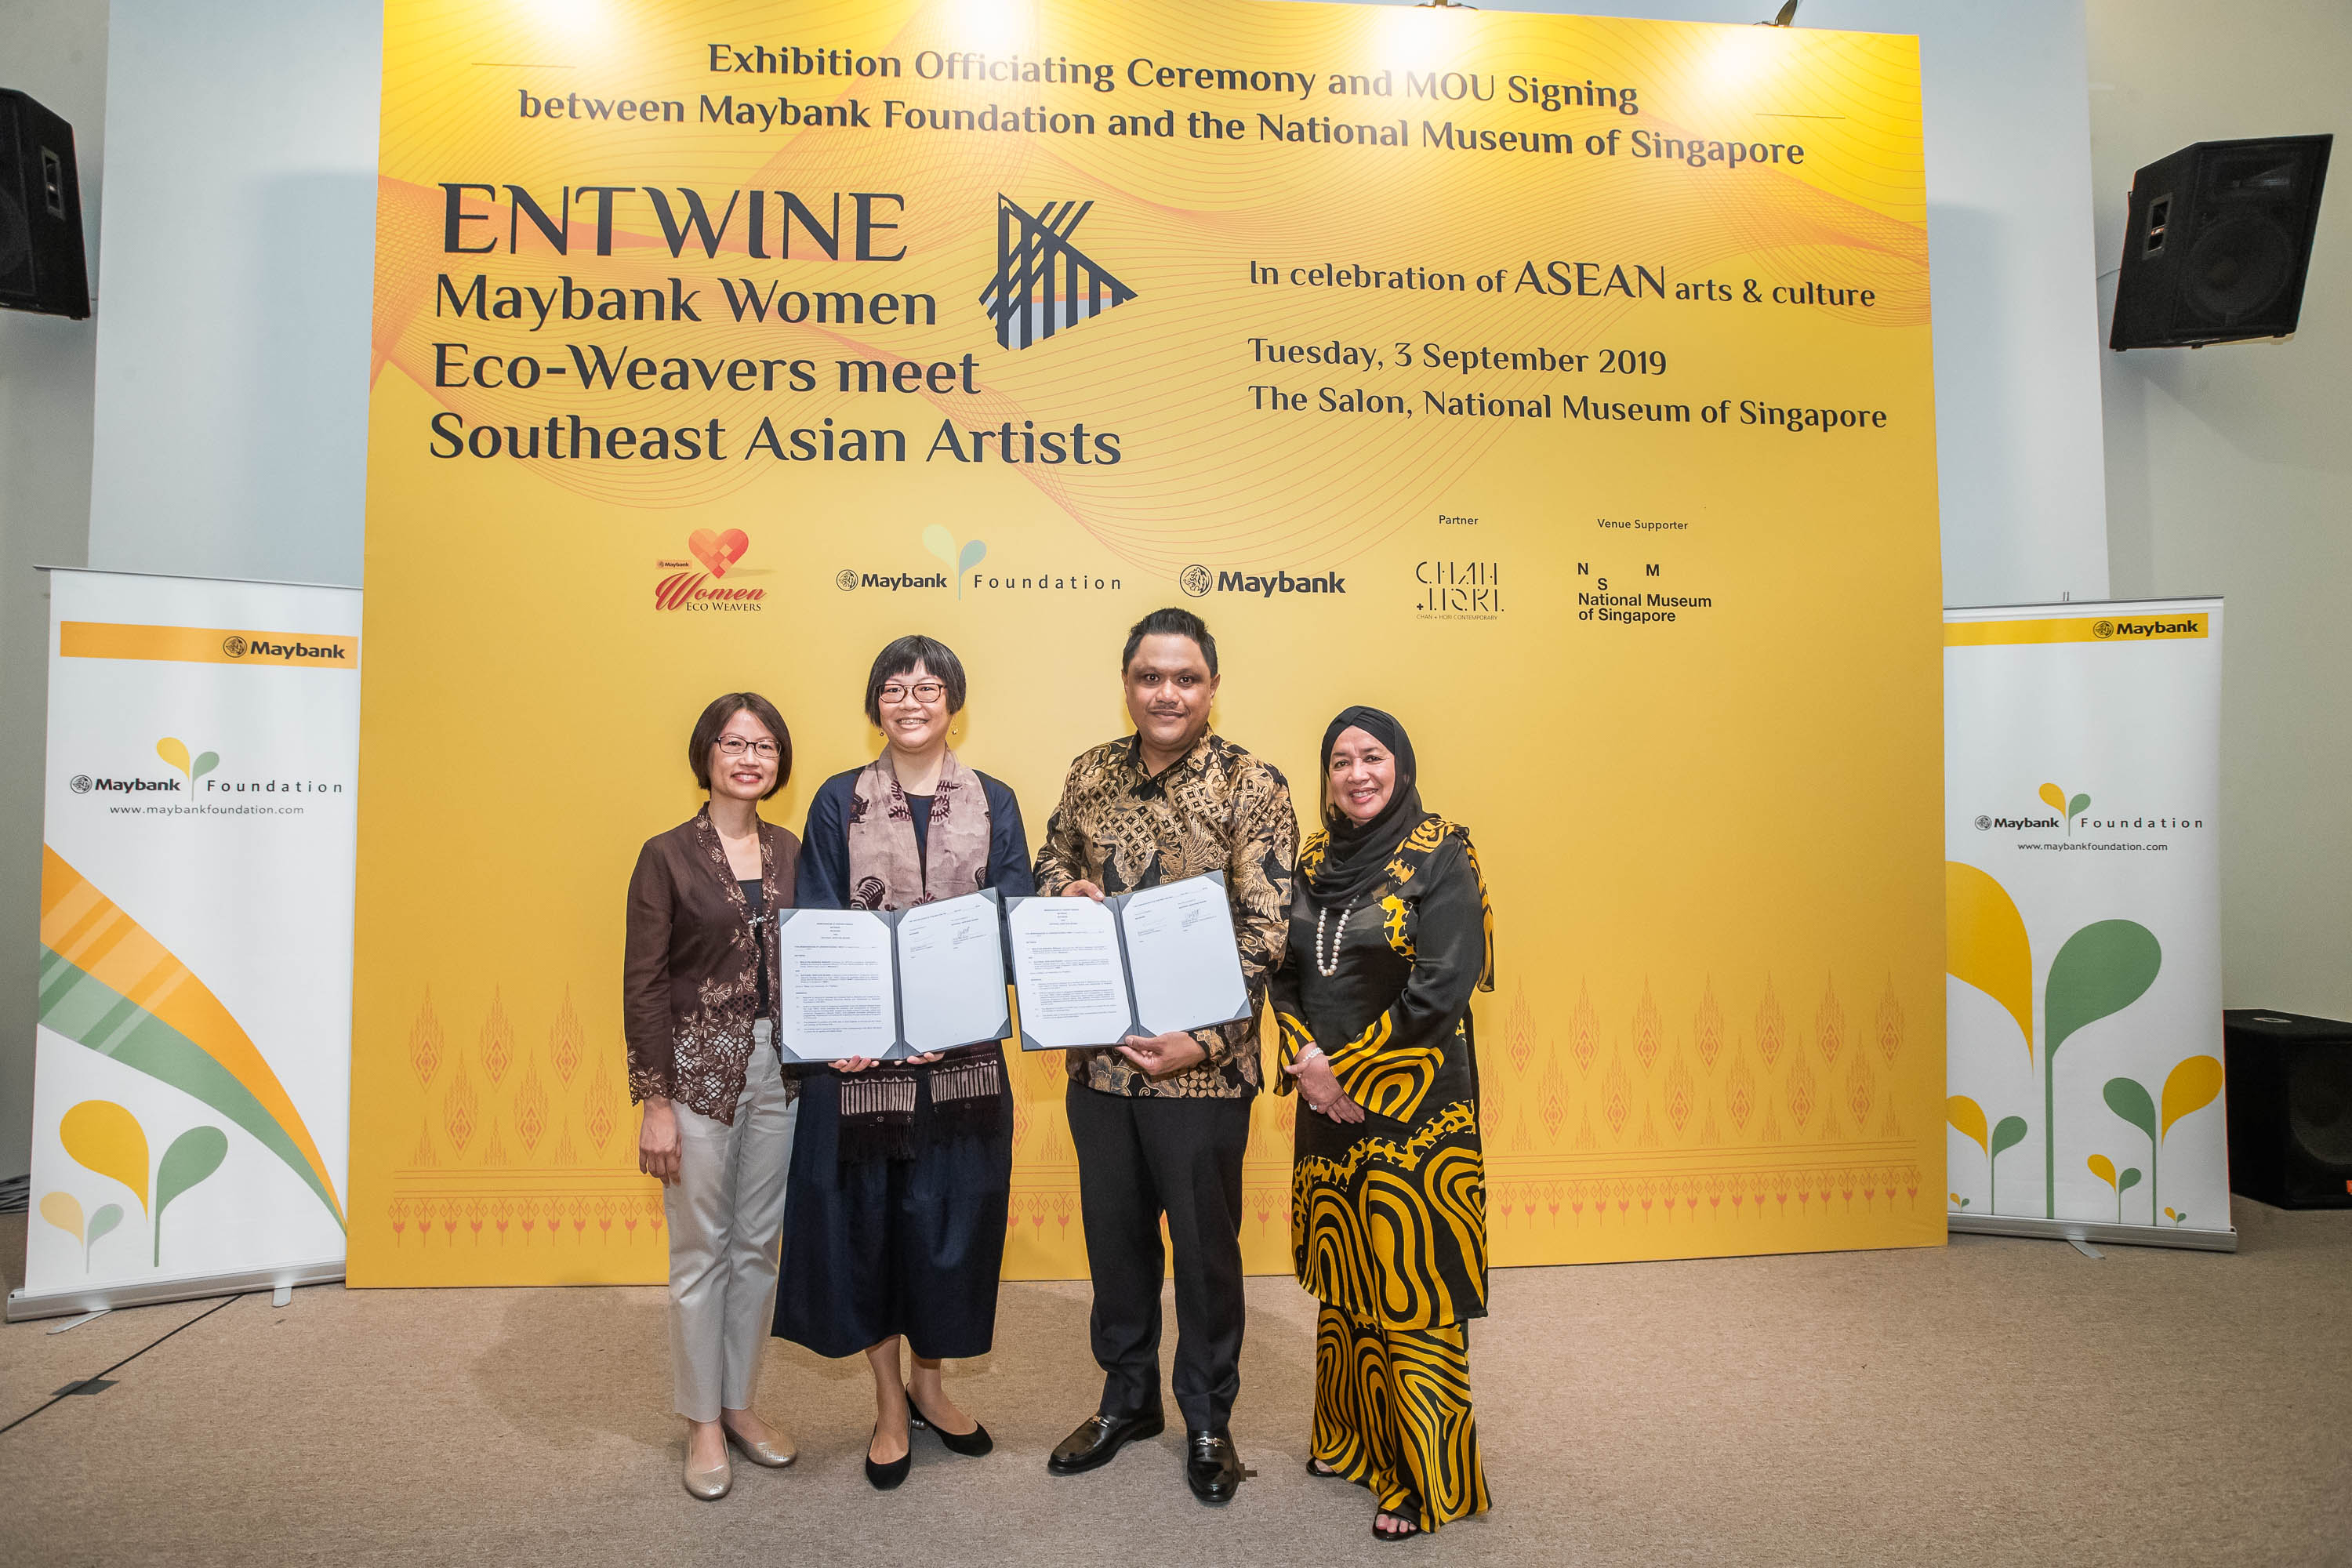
773, 1047, 1014, 1360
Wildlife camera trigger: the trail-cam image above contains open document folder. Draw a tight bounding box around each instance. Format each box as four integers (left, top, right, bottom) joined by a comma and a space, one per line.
773, 888, 1011, 1062
1005, 871, 1251, 1051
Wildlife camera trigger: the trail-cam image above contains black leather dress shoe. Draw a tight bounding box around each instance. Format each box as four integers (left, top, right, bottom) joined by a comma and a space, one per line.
1185, 1428, 1243, 1503
1047, 1408, 1164, 1475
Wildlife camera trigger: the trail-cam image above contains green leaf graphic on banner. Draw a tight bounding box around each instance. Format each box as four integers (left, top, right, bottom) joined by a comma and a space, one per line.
957, 539, 987, 575
2043, 920, 2161, 1217
1989, 1115, 2027, 1214
87, 1203, 123, 1266
2067, 793, 2090, 827
2103, 1076, 2158, 1226
191, 751, 219, 782
2103, 1076, 2156, 1138
2048, 923, 2162, 1055
154, 1126, 229, 1265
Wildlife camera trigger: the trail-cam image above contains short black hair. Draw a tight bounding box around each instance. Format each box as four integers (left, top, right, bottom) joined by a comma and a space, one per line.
688, 691, 792, 799
862, 634, 968, 724
1121, 607, 1218, 677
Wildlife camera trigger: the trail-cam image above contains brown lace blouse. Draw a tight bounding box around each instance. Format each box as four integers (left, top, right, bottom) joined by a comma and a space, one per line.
623, 807, 800, 1123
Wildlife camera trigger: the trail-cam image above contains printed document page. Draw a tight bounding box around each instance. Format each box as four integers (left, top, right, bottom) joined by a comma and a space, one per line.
1121, 874, 1248, 1037
896, 891, 1009, 1054
778, 909, 898, 1061
1007, 896, 1133, 1049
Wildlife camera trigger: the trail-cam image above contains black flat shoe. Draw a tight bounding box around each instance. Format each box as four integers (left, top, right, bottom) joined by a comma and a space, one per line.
1186, 1428, 1243, 1504
1047, 1407, 1164, 1475
906, 1386, 993, 1457
1308, 1457, 1342, 1479
864, 1425, 911, 1491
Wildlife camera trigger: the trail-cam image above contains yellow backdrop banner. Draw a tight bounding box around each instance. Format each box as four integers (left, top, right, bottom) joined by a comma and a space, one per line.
349, 0, 1945, 1285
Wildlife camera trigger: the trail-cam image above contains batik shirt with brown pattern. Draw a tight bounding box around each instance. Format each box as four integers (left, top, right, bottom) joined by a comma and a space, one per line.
1033, 731, 1299, 1098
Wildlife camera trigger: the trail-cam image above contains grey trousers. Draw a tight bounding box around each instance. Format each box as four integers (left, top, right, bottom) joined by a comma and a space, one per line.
664, 1034, 796, 1422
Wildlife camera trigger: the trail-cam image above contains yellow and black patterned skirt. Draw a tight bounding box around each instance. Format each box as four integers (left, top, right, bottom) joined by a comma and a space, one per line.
1293, 1098, 1490, 1530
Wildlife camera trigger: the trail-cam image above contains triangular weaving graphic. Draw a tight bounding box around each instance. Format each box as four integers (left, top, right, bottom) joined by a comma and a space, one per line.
979, 196, 1138, 350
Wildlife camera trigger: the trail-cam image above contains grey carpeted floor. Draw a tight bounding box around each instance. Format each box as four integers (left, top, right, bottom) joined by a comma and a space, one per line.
3, 1200, 2347, 1567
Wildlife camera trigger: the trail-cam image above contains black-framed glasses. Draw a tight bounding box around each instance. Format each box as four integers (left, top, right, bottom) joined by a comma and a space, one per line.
716, 737, 779, 758
878, 681, 946, 704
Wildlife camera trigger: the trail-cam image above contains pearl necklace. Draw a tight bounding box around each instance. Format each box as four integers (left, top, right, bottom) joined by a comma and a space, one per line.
1314, 902, 1354, 978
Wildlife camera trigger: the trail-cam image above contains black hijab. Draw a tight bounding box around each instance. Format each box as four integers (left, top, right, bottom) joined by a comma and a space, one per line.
1303, 706, 1427, 909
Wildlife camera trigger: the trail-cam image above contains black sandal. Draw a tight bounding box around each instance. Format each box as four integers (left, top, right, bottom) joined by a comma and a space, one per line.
1307, 1457, 1343, 1479
1372, 1503, 1423, 1541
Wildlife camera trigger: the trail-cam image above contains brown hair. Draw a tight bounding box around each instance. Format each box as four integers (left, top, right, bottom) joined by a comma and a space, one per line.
688, 692, 792, 799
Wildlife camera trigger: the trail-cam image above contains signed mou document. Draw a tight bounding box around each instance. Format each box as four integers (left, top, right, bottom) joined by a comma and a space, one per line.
1006, 872, 1250, 1051
774, 888, 1011, 1062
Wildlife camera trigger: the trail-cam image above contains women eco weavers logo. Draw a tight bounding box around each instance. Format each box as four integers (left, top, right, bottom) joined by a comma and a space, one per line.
980, 197, 1135, 350
655, 529, 764, 611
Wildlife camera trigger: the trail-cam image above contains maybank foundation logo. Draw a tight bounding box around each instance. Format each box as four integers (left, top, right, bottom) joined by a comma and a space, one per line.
979, 197, 1136, 350
655, 529, 765, 612
1972, 778, 2206, 837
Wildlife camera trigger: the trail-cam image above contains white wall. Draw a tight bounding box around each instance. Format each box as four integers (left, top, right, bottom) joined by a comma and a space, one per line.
0, 0, 108, 1179
2089, 0, 2351, 1019
83, 0, 381, 586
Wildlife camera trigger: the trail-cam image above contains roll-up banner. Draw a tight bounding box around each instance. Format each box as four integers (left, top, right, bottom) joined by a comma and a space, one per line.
1944, 599, 2232, 1251
11, 569, 360, 1320
350, 0, 1949, 1287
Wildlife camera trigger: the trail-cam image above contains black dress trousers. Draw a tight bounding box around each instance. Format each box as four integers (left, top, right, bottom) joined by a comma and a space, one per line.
1065, 1081, 1254, 1433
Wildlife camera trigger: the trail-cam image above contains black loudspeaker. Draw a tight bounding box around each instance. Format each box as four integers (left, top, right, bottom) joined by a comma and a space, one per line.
2223, 1009, 2352, 1209
0, 89, 90, 320
2110, 135, 2330, 350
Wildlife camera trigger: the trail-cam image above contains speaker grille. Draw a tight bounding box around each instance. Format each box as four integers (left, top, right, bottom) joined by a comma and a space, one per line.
2288, 1047, 2352, 1169
2186, 216, 2295, 324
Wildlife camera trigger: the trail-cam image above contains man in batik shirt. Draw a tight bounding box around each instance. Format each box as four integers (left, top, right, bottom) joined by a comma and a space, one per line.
1036, 607, 1298, 1504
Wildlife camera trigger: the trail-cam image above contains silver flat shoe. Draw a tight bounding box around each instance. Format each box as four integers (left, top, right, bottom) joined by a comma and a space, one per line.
684, 1450, 731, 1501
725, 1422, 798, 1468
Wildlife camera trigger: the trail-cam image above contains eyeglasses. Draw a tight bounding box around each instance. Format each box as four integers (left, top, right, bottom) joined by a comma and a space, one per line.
877, 681, 946, 704
715, 737, 779, 758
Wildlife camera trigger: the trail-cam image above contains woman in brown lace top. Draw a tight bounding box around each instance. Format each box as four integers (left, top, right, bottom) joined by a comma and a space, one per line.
624, 691, 802, 1501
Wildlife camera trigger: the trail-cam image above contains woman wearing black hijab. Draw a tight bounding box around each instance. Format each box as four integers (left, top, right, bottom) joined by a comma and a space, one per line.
1269, 706, 1495, 1541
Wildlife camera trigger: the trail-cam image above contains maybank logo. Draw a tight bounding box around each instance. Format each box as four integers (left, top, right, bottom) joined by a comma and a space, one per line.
221, 633, 349, 663
2092, 615, 2201, 641
2040, 782, 2091, 835
1178, 564, 1348, 598
979, 196, 1136, 350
